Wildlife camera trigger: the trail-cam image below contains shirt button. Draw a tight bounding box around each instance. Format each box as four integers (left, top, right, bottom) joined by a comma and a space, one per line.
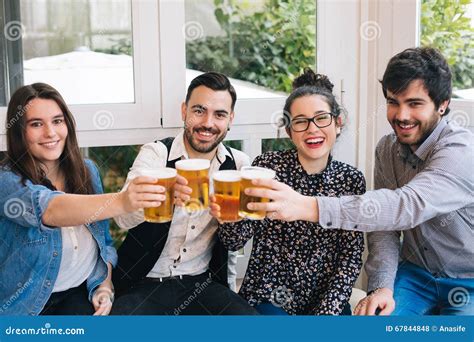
191, 225, 195, 230
354, 225, 358, 229
74, 246, 78, 250
46, 280, 51, 287
53, 251, 58, 257
326, 221, 332, 227
173, 265, 177, 268
183, 248, 187, 253
423, 247, 428, 251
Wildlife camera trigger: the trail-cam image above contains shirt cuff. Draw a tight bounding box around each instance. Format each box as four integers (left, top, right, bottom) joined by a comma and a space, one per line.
317, 197, 342, 229
367, 273, 396, 293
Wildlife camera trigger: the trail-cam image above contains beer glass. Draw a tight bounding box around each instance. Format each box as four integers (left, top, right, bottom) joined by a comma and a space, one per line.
212, 170, 242, 222
175, 159, 210, 212
239, 166, 276, 220
138, 168, 177, 223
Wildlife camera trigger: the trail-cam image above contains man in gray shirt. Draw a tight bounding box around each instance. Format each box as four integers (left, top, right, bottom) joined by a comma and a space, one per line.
244, 47, 473, 315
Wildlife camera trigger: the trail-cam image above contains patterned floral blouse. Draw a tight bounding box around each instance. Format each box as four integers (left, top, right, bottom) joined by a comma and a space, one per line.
218, 149, 366, 315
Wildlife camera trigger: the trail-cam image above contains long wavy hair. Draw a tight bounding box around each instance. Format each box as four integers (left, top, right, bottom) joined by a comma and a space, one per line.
2, 83, 94, 194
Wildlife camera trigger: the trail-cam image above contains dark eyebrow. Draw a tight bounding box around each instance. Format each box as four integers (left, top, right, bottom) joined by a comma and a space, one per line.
215, 109, 229, 115
405, 97, 427, 103
292, 111, 329, 119
26, 114, 64, 123
191, 105, 206, 111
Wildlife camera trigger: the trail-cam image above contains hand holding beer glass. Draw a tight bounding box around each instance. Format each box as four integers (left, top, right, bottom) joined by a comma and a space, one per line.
134, 168, 177, 223
175, 159, 210, 212
239, 166, 276, 220
211, 170, 242, 222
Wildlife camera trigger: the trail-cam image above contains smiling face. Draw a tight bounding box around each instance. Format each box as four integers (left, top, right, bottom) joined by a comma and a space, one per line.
386, 79, 447, 151
25, 98, 68, 171
181, 85, 234, 155
289, 95, 341, 172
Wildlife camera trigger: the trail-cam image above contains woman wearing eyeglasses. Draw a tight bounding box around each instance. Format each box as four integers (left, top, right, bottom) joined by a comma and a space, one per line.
212, 68, 366, 315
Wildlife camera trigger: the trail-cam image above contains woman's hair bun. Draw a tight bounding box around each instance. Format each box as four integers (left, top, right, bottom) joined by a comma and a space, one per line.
292, 68, 334, 93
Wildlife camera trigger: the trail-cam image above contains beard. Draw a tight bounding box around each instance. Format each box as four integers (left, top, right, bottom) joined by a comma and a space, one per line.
184, 124, 227, 153
392, 112, 440, 149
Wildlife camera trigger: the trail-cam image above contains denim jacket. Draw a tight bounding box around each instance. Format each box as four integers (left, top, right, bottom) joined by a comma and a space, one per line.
0, 159, 118, 315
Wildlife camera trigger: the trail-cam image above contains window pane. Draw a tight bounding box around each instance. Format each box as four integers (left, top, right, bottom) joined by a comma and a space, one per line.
184, 0, 316, 97
420, 0, 474, 100
88, 144, 140, 247
20, 0, 134, 104
262, 138, 293, 153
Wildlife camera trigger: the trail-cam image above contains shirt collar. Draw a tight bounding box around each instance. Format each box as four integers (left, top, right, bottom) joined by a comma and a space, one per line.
414, 118, 447, 161
397, 118, 447, 163
168, 129, 232, 163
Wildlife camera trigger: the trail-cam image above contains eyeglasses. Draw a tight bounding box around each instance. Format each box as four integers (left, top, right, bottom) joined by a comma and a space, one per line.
290, 112, 334, 132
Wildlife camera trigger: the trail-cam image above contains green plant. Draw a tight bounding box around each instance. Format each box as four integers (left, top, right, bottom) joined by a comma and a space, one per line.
186, 0, 316, 93
94, 37, 133, 56
88, 145, 140, 247
420, 0, 474, 90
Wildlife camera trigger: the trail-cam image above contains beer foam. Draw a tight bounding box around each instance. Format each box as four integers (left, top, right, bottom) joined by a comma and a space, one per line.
213, 170, 241, 182
137, 167, 177, 179
175, 159, 210, 171
241, 167, 276, 180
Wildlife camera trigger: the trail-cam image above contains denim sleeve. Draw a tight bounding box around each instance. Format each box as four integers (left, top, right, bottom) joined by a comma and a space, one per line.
0, 170, 63, 230
85, 159, 118, 267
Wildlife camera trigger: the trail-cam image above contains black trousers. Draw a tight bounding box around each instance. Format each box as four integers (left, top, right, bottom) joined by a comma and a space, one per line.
111, 272, 258, 315
40, 282, 94, 315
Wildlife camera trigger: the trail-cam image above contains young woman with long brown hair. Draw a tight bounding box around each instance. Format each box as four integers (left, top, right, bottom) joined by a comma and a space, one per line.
0, 83, 166, 315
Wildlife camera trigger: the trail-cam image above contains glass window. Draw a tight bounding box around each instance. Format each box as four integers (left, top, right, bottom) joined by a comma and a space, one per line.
420, 0, 474, 100
184, 0, 316, 97
88, 144, 140, 246
262, 138, 293, 153
4, 0, 134, 105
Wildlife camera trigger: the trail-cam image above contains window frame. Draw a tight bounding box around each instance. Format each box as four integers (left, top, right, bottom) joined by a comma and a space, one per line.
0, 0, 163, 148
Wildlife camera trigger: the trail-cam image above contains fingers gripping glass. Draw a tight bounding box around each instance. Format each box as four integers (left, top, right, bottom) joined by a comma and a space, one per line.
290, 113, 334, 132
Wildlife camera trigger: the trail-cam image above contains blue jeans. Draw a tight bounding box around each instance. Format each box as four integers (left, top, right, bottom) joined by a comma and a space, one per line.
392, 261, 474, 315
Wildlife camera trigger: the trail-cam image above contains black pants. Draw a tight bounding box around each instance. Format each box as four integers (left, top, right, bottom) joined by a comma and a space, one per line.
111, 273, 258, 315
40, 282, 94, 315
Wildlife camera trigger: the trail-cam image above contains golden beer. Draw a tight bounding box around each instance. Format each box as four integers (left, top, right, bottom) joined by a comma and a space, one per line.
239, 166, 276, 220
139, 168, 177, 223
175, 159, 210, 212
213, 170, 242, 223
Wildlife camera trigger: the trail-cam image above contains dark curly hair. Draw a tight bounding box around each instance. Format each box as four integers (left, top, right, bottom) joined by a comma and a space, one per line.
381, 47, 452, 115
283, 68, 343, 133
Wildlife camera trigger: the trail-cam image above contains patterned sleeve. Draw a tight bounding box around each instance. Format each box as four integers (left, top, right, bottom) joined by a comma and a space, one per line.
218, 154, 270, 251
314, 171, 366, 315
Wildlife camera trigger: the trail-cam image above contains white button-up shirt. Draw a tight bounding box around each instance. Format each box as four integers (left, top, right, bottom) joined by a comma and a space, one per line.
53, 225, 98, 292
114, 131, 249, 288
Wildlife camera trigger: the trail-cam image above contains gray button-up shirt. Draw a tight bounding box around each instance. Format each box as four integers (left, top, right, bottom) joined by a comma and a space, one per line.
317, 118, 474, 291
